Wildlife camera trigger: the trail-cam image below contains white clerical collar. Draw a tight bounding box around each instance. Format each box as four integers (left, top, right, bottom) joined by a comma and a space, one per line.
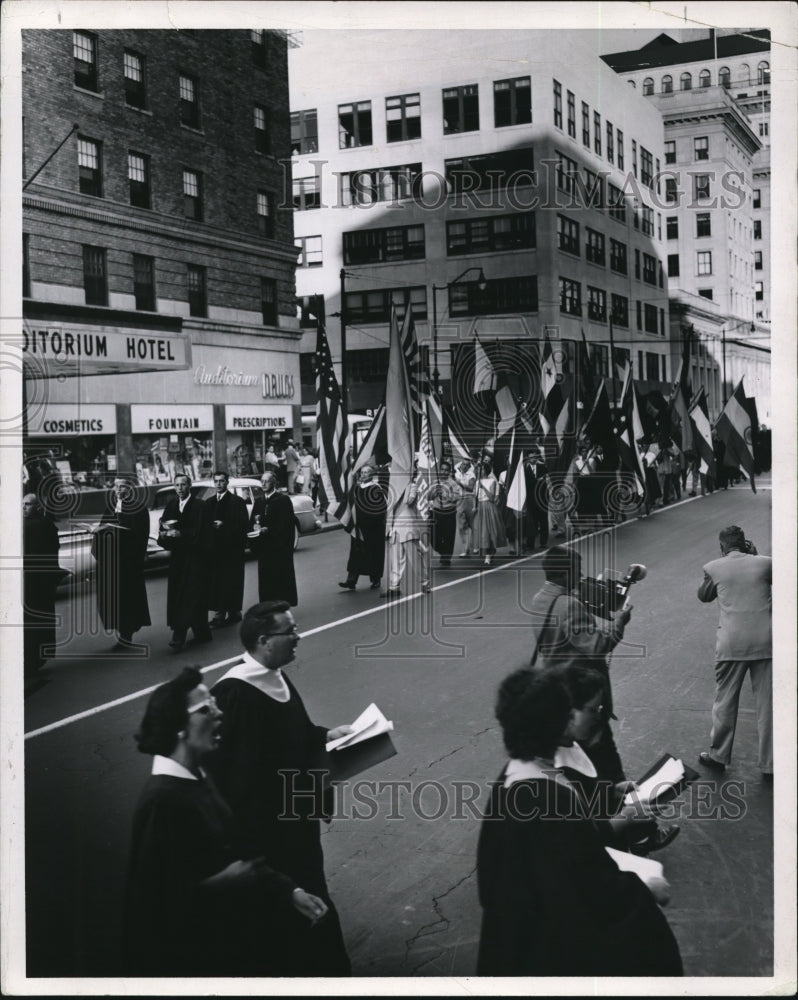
505, 757, 566, 787
152, 755, 204, 781
554, 742, 597, 777
219, 650, 290, 702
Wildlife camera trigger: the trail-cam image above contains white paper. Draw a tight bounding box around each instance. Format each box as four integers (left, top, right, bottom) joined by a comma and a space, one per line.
606, 846, 664, 883
325, 702, 394, 752
623, 756, 685, 807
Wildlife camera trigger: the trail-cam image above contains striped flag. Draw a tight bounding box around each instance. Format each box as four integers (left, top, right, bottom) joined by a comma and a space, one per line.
400, 307, 430, 417
715, 379, 757, 492
415, 402, 435, 519
386, 304, 416, 511
539, 332, 572, 467
338, 404, 388, 538
615, 368, 646, 496
688, 387, 716, 478
315, 319, 351, 521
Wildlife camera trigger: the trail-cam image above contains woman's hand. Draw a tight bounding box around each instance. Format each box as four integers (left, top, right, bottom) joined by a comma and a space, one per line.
327, 724, 354, 742
201, 858, 260, 889
646, 874, 671, 907
292, 888, 328, 924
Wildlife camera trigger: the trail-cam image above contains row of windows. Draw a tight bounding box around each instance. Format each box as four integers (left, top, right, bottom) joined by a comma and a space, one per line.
664, 136, 709, 164
664, 173, 713, 204
290, 76, 533, 154
552, 80, 627, 174
637, 62, 770, 94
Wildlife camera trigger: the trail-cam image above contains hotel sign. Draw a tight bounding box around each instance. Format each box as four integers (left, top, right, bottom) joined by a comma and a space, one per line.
22, 323, 191, 377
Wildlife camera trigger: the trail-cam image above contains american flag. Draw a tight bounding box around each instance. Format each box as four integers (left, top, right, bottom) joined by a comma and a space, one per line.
315, 319, 351, 521
415, 401, 435, 520
400, 307, 430, 419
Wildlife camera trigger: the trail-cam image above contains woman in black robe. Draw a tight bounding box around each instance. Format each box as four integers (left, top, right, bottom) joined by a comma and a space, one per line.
23, 493, 63, 676
123, 666, 329, 976
477, 668, 683, 977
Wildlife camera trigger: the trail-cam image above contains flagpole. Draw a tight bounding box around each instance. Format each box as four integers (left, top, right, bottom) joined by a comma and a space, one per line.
339, 267, 348, 418
608, 317, 617, 408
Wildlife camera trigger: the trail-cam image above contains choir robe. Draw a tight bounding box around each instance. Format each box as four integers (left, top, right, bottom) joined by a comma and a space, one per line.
157, 495, 210, 635
346, 481, 387, 582
203, 491, 248, 613
23, 513, 62, 672
248, 491, 298, 607
94, 501, 151, 635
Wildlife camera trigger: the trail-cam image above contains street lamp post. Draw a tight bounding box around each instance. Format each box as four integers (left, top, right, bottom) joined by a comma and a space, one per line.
431, 267, 487, 396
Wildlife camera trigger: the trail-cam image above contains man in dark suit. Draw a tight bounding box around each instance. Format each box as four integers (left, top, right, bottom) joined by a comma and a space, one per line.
249, 471, 297, 606
23, 493, 63, 680
338, 464, 387, 589
205, 471, 248, 629
697, 525, 772, 777
523, 447, 550, 550
157, 473, 212, 651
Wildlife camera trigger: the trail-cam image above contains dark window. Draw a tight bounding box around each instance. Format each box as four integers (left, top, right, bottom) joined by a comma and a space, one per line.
443, 85, 479, 134
636, 301, 642, 330
257, 191, 275, 237
642, 252, 657, 285
617, 129, 624, 169
82, 245, 107, 306
594, 111, 601, 155
295, 235, 322, 267
665, 177, 678, 205
587, 286, 606, 322
559, 277, 581, 316
553, 79, 562, 128
567, 91, 575, 138
641, 206, 654, 236
699, 69, 711, 88
754, 219, 762, 239
664, 140, 676, 164
611, 293, 628, 327
666, 216, 678, 239
250, 29, 267, 68
640, 147, 653, 188
557, 214, 580, 255
261, 277, 277, 325
291, 109, 318, 154
581, 102, 590, 146
661, 75, 673, 94
585, 228, 605, 265
694, 136, 709, 161
667, 253, 680, 277
758, 62, 770, 85
680, 72, 692, 91
445, 149, 533, 196
77, 137, 102, 196
340, 162, 422, 206
753, 188, 761, 208
694, 174, 711, 201
128, 152, 150, 208
644, 305, 658, 334
345, 286, 427, 324
698, 289, 713, 299
123, 49, 146, 108
73, 31, 98, 91
345, 347, 391, 381
755, 281, 764, 300
591, 344, 609, 376
386, 93, 421, 142
179, 74, 200, 128
646, 351, 660, 379
183, 169, 202, 220
450, 276, 538, 317
494, 77, 531, 127
634, 249, 640, 279
609, 239, 627, 274
446, 213, 534, 255
293, 176, 320, 211
187, 264, 206, 317
696, 212, 711, 237
345, 224, 425, 264
642, 77, 654, 96
555, 150, 577, 195
606, 121, 614, 163
133, 253, 156, 311
254, 105, 270, 154
632, 140, 637, 178
608, 184, 626, 222
581, 169, 603, 209
719, 66, 730, 89
23, 233, 31, 298
755, 250, 762, 270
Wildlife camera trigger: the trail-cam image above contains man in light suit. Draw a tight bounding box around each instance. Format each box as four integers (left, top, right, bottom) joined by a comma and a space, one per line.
697, 525, 772, 777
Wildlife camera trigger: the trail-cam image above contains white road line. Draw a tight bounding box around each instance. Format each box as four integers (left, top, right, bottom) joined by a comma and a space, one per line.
23, 487, 746, 740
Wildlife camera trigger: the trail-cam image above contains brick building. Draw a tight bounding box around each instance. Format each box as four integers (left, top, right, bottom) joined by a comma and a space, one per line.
22, 29, 302, 489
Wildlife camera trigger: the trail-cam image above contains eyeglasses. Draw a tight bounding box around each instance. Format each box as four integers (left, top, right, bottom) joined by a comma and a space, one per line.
264, 627, 299, 637
187, 695, 219, 715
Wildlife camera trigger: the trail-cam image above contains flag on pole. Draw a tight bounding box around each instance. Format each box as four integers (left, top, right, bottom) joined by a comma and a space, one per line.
473, 333, 497, 393
505, 449, 527, 514
615, 368, 646, 495
577, 329, 597, 423
337, 404, 388, 538
400, 307, 429, 417
688, 387, 716, 478
415, 402, 435, 519
385, 304, 416, 509
539, 333, 571, 445
315, 319, 351, 521
715, 379, 757, 492
581, 380, 619, 466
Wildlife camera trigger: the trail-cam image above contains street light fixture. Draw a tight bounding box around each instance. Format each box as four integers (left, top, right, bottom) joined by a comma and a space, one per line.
431, 267, 487, 396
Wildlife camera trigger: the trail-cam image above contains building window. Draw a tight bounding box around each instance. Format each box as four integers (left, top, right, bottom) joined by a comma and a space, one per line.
611, 293, 629, 327
632, 140, 637, 177
256, 191, 275, 237
443, 84, 479, 134
719, 66, 730, 89
342, 162, 422, 205
179, 74, 200, 128
697, 250, 712, 275
291, 109, 318, 154
339, 101, 372, 148
581, 102, 590, 146
345, 223, 425, 263
446, 213, 534, 256
123, 50, 146, 108
758, 61, 770, 85
755, 250, 763, 270
345, 286, 428, 324
643, 77, 654, 96
642, 252, 657, 284
585, 228, 605, 265
754, 219, 762, 239
698, 289, 713, 300
77, 137, 102, 197
553, 79, 562, 128
640, 147, 653, 188
617, 129, 624, 169
755, 281, 764, 301
128, 152, 150, 208
609, 239, 627, 274
694, 136, 709, 161
696, 212, 711, 237
557, 214, 580, 255
738, 64, 750, 85
587, 286, 606, 322
606, 121, 614, 163
133, 253, 156, 311
646, 351, 660, 378
590, 344, 609, 377
582, 169, 603, 210
567, 91, 576, 138
758, 121, 769, 138
666, 216, 678, 239
449, 275, 538, 317
694, 174, 711, 201
641, 206, 654, 236
254, 105, 270, 154
261, 277, 278, 325
644, 304, 658, 334
23, 233, 31, 298
73, 31, 98, 91
386, 93, 421, 141
667, 253, 680, 277
608, 183, 625, 222
559, 277, 582, 316
446, 149, 532, 196
494, 77, 531, 127
664, 140, 676, 164
294, 235, 322, 268
555, 151, 577, 195
680, 72, 692, 91
636, 301, 642, 330
187, 264, 206, 317
250, 29, 267, 67
699, 68, 711, 88
634, 249, 641, 280
753, 188, 761, 208
293, 176, 320, 211
183, 169, 202, 220
593, 111, 601, 155
82, 245, 107, 306
664, 177, 677, 205
661, 75, 673, 94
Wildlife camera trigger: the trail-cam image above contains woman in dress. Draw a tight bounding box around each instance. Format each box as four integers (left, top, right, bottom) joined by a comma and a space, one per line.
473, 458, 506, 565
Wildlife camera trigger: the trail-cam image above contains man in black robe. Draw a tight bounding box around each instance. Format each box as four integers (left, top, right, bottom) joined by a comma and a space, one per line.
157, 473, 212, 651
522, 448, 550, 550
430, 460, 461, 568
249, 471, 298, 606
338, 464, 387, 590
204, 471, 248, 628
23, 493, 62, 679
207, 602, 353, 976
93, 477, 151, 649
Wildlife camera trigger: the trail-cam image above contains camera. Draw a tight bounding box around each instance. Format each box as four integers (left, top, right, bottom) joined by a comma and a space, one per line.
579, 564, 647, 619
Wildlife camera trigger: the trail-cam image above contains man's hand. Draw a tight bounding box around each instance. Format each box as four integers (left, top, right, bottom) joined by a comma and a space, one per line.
614, 606, 632, 629
292, 888, 328, 924
646, 874, 671, 907
327, 724, 354, 742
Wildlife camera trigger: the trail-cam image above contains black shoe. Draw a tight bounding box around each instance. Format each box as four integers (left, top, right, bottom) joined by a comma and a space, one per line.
370, 581, 381, 590
169, 631, 187, 649
338, 580, 356, 590
227, 613, 242, 624
381, 589, 401, 599
421, 582, 431, 594
209, 614, 227, 630
698, 751, 726, 771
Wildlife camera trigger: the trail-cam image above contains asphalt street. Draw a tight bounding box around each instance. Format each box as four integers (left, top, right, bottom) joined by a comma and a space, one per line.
21, 482, 777, 982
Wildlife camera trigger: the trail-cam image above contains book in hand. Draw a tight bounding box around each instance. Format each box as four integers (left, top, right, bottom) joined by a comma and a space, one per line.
324, 703, 397, 784
623, 753, 699, 809
606, 846, 665, 892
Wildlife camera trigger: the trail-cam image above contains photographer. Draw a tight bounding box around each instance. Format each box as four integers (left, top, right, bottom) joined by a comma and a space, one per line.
697, 526, 772, 778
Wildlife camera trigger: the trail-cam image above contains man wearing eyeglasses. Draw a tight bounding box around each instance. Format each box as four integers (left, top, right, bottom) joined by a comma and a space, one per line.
207, 601, 353, 976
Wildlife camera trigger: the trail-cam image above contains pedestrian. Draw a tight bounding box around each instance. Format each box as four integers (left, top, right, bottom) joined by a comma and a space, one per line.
92, 476, 151, 649
529, 545, 632, 784
523, 447, 550, 550
697, 525, 772, 778
430, 459, 461, 568
474, 458, 506, 566
298, 444, 314, 495
207, 602, 353, 976
655, 439, 674, 505
263, 442, 279, 476
123, 666, 329, 976
384, 472, 431, 598
283, 439, 300, 494
249, 471, 297, 607
670, 444, 683, 500
157, 473, 212, 652
338, 464, 387, 590
476, 668, 683, 977
23, 493, 63, 680
454, 455, 478, 557
204, 471, 248, 629
274, 445, 288, 489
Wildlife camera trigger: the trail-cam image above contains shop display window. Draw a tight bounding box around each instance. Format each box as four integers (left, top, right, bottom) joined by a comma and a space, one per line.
132, 432, 214, 485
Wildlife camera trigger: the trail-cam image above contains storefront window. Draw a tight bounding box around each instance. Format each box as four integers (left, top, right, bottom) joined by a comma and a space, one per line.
23, 437, 118, 495
132, 432, 214, 485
